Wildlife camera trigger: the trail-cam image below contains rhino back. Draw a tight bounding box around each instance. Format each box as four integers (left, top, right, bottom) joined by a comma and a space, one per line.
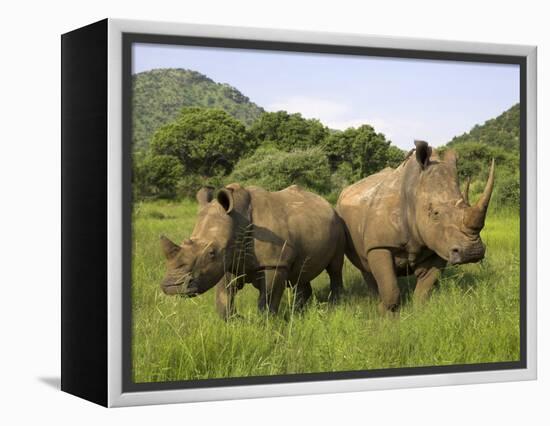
248, 185, 344, 282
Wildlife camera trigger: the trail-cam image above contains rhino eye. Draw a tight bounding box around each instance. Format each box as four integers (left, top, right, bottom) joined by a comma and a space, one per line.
208, 248, 216, 259
428, 204, 440, 221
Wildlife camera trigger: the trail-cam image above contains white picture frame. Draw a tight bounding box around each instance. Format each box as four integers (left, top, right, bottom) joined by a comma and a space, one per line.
61, 18, 537, 407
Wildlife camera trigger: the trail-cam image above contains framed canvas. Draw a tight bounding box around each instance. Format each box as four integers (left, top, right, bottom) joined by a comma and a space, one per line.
61, 18, 537, 407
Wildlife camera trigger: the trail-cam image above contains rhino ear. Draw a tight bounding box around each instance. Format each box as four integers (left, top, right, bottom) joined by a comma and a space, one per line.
196, 186, 215, 207
160, 235, 181, 260
217, 188, 234, 214
415, 140, 432, 170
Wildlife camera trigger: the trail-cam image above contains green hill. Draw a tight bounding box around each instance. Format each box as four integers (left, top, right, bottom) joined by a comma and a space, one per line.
132, 68, 264, 151
444, 103, 520, 208
448, 103, 520, 151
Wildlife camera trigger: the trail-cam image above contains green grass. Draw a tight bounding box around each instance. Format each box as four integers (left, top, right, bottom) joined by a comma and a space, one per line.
131, 199, 520, 383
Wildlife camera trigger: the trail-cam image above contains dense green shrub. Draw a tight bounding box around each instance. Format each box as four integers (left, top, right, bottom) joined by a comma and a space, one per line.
493, 170, 520, 210
133, 99, 519, 209
323, 125, 405, 180
323, 163, 354, 204
151, 107, 253, 177
228, 147, 331, 194
133, 153, 183, 199
440, 141, 518, 182
175, 174, 225, 199
249, 111, 329, 152
438, 142, 519, 211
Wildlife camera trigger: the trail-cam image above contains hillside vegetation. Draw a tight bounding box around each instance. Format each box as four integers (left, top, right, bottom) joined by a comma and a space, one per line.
449, 104, 519, 151
134, 107, 403, 203
133, 69, 264, 151
132, 68, 520, 209
443, 103, 520, 208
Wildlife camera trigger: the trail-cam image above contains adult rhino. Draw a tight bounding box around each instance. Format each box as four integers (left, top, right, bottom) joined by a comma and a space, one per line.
337, 140, 495, 315
160, 183, 346, 319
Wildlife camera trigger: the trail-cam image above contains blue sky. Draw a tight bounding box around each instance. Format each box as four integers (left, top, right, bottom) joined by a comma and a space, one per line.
133, 43, 519, 149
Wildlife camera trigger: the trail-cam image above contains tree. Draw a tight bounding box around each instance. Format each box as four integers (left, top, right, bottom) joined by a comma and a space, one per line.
439, 141, 517, 182
133, 153, 183, 198
386, 145, 407, 168
249, 111, 329, 151
323, 125, 404, 181
228, 146, 331, 194
150, 107, 252, 177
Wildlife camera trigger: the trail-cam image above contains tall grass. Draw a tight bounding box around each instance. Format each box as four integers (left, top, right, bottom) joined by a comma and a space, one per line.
131, 199, 520, 383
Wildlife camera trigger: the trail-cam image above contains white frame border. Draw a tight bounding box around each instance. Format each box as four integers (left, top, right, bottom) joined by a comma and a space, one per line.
107, 18, 537, 407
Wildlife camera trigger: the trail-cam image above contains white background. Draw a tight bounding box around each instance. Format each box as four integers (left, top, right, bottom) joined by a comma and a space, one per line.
0, 0, 547, 424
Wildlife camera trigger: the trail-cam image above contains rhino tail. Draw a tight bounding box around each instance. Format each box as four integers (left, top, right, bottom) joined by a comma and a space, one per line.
335, 211, 356, 262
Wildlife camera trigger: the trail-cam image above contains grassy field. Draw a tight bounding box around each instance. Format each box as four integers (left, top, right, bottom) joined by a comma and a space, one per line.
131, 199, 520, 383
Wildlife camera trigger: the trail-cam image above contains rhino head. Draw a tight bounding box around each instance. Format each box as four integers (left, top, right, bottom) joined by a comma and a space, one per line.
410, 140, 495, 265
159, 184, 250, 297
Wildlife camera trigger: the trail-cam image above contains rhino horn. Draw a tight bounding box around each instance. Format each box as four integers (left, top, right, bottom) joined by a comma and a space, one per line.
462, 176, 471, 206
464, 159, 495, 231
160, 235, 181, 260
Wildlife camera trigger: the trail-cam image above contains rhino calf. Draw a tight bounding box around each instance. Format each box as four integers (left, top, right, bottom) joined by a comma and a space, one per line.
160, 183, 346, 319
337, 140, 495, 315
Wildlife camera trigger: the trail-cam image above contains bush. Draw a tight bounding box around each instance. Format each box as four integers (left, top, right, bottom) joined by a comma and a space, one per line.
493, 170, 520, 210
323, 125, 404, 180
133, 153, 183, 199
228, 147, 331, 194
151, 107, 252, 177
249, 111, 329, 152
175, 174, 224, 199
439, 141, 518, 182
462, 171, 519, 213
324, 163, 354, 204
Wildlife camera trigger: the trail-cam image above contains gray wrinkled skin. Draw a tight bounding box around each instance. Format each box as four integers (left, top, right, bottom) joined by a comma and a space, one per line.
337, 140, 495, 314
160, 183, 346, 318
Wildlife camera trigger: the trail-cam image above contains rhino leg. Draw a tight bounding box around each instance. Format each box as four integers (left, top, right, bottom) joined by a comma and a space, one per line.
367, 248, 400, 315
413, 256, 447, 303
326, 251, 344, 303
294, 281, 313, 310
215, 273, 238, 320
257, 268, 287, 314
361, 271, 379, 296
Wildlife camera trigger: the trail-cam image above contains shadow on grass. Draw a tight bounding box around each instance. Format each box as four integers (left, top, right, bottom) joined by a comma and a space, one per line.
313, 273, 374, 303
313, 263, 487, 307
440, 264, 486, 292
312, 272, 417, 303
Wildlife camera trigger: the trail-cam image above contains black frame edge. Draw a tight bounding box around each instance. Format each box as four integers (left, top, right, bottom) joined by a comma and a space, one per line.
61, 18, 109, 407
